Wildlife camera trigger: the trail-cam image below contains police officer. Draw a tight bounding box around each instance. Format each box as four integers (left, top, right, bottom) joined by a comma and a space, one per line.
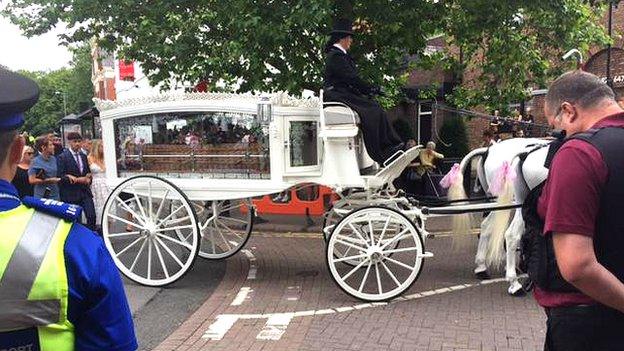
323, 18, 405, 164
0, 68, 137, 350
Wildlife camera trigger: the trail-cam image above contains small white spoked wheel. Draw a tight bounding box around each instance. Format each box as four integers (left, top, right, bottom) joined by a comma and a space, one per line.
324, 198, 403, 266
326, 206, 425, 301
190, 198, 254, 259
102, 175, 200, 287
323, 198, 355, 242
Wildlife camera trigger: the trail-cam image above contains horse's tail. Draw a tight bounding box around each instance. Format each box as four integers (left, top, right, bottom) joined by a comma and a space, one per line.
485, 160, 516, 266
440, 147, 488, 241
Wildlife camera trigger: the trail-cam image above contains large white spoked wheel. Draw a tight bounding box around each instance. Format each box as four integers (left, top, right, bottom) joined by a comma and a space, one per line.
102, 175, 200, 287
189, 199, 254, 259
326, 206, 426, 301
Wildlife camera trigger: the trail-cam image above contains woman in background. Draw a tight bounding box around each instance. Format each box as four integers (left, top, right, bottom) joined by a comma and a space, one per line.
88, 139, 108, 231
28, 135, 61, 200
12, 145, 34, 198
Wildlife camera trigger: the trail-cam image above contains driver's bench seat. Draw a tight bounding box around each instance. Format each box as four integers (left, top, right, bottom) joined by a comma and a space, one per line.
321, 100, 377, 173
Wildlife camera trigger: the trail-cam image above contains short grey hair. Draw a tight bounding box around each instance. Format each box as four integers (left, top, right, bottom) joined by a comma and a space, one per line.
426, 141, 436, 149
545, 70, 615, 115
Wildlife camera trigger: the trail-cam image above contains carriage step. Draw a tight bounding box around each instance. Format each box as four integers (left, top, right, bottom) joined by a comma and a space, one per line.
418, 252, 434, 258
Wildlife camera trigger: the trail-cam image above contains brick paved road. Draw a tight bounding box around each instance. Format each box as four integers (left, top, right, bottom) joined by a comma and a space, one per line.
154, 231, 546, 351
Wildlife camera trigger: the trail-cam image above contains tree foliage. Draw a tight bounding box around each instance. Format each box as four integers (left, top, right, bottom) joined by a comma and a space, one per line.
19, 45, 94, 136
443, 0, 611, 110
3, 0, 611, 110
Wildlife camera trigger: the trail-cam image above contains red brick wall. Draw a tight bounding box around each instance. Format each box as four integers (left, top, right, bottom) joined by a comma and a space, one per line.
584, 47, 624, 98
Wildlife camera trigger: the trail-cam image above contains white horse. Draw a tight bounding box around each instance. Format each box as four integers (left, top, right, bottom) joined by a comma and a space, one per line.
444, 137, 551, 295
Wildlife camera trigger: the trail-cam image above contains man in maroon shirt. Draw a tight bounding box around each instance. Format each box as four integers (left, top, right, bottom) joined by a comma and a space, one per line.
536, 70, 624, 350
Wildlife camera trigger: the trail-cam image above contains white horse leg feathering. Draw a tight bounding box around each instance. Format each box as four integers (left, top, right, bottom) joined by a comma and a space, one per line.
504, 208, 525, 295
474, 212, 493, 276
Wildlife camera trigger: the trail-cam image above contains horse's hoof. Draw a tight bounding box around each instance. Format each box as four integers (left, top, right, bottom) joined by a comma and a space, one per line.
508, 282, 526, 297
475, 270, 490, 280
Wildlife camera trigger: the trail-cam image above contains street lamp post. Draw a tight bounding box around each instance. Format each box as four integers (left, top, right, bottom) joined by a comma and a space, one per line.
55, 91, 67, 116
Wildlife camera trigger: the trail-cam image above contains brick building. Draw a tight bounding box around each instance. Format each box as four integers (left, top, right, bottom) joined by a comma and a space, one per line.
392, 4, 624, 151
91, 43, 117, 101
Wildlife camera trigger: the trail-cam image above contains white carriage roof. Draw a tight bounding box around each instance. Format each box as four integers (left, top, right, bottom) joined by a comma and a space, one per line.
94, 91, 320, 112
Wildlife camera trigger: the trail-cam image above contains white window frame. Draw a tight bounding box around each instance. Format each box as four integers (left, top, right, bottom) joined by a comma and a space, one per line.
283, 116, 322, 174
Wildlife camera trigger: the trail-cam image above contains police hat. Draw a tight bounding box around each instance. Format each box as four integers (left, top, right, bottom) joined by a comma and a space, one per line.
330, 18, 354, 36
0, 67, 39, 131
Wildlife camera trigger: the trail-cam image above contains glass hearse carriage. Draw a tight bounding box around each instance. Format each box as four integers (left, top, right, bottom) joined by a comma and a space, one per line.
97, 92, 431, 301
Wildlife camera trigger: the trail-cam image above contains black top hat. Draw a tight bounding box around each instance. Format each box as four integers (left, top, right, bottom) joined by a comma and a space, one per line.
0, 67, 39, 131
330, 18, 354, 36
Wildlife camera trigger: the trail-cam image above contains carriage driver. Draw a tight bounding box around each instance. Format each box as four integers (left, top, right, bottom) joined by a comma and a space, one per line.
323, 19, 408, 164
531, 70, 624, 350
0, 68, 137, 350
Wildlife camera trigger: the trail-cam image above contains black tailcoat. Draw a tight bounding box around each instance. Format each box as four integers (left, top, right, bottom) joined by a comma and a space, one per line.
323, 46, 402, 163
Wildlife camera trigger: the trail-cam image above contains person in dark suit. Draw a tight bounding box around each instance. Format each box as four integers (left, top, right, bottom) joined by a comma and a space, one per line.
323, 18, 405, 164
57, 132, 97, 230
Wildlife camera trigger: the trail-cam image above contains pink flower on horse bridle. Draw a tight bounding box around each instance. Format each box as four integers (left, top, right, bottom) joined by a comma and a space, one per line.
490, 161, 517, 196
439, 163, 461, 189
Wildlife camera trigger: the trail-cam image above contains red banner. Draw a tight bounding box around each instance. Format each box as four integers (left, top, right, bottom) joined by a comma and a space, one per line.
119, 60, 135, 81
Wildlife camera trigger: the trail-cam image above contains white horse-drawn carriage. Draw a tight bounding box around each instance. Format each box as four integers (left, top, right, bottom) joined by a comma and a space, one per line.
96, 92, 532, 302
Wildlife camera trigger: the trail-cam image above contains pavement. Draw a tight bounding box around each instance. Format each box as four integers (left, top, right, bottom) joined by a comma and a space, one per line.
125, 217, 547, 351
125, 258, 227, 351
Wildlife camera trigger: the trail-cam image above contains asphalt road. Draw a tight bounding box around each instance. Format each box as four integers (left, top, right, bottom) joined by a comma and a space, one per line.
125, 257, 226, 351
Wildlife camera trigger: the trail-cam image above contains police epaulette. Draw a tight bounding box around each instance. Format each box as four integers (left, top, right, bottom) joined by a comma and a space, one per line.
22, 196, 83, 222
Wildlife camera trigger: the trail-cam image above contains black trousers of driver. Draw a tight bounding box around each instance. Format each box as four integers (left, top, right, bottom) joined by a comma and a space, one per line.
324, 88, 403, 164
323, 46, 403, 164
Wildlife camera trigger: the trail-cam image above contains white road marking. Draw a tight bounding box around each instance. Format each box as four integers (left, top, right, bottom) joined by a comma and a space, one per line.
203, 277, 509, 341
228, 249, 258, 306
241, 249, 257, 280
247, 267, 257, 280
202, 315, 239, 340
256, 313, 294, 340
231, 287, 252, 306
285, 286, 300, 301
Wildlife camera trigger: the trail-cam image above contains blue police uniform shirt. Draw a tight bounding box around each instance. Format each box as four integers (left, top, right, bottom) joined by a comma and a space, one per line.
0, 180, 137, 351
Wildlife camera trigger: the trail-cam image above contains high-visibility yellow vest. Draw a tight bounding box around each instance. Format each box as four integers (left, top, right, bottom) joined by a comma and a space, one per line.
0, 205, 75, 350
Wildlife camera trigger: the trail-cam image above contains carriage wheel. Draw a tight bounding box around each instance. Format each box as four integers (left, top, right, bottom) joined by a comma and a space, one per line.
324, 199, 404, 266
190, 199, 254, 259
323, 198, 355, 242
102, 175, 200, 287
326, 206, 425, 301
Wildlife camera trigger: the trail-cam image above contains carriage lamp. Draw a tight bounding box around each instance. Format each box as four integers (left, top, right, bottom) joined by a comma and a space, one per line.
59, 113, 82, 147
257, 97, 272, 124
